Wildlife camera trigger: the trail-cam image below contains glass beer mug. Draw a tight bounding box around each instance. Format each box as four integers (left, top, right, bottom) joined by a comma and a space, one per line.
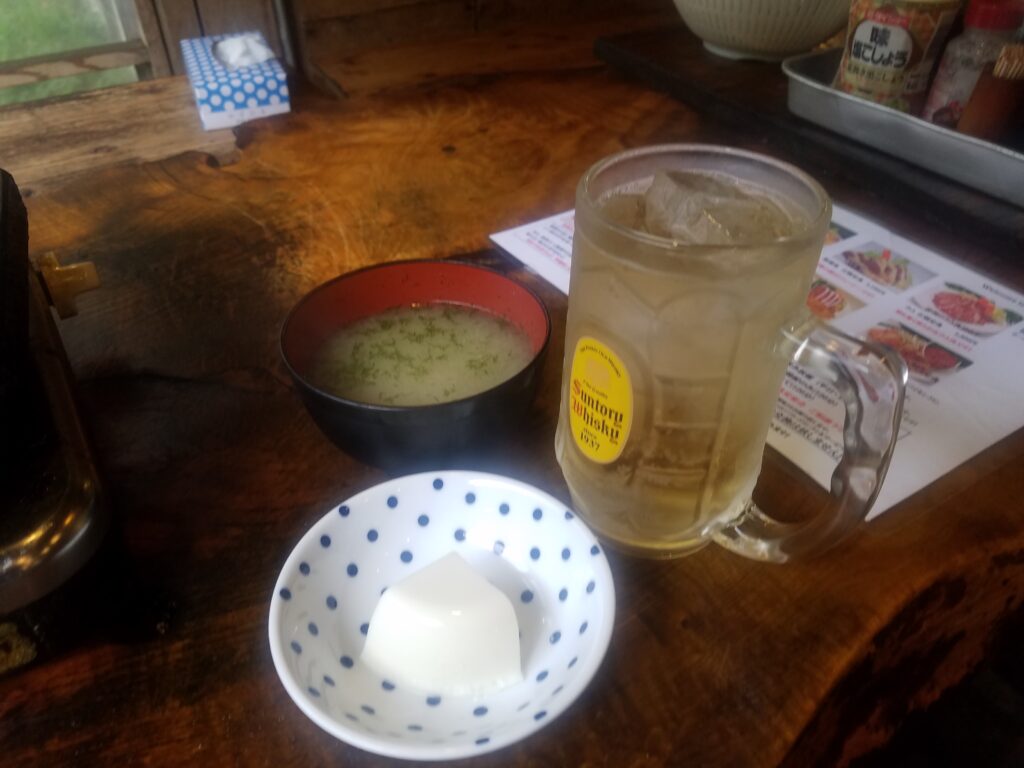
555, 145, 907, 561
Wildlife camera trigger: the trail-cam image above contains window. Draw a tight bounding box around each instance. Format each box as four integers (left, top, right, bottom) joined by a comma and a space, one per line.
0, 0, 149, 107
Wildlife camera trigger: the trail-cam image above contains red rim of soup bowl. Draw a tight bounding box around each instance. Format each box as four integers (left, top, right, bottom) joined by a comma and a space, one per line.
281, 259, 551, 411
279, 259, 551, 470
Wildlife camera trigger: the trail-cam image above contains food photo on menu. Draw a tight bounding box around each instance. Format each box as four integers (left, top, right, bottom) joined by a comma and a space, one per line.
824, 221, 857, 245
806, 276, 866, 320
841, 244, 937, 291
913, 282, 1024, 336
866, 322, 973, 386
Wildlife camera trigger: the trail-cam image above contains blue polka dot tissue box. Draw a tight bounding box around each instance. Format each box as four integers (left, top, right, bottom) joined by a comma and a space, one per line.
180, 32, 290, 131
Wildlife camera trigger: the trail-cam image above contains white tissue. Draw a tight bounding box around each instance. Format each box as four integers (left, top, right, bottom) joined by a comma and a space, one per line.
213, 35, 275, 70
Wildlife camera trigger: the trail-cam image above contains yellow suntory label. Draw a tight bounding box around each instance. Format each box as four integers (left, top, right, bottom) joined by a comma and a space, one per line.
569, 336, 633, 464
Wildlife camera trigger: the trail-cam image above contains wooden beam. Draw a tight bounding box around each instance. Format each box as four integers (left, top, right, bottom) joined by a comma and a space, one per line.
0, 40, 150, 89
154, 0, 203, 74
133, 0, 174, 77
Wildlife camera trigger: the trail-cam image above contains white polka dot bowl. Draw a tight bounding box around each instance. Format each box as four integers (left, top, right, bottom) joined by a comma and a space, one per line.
268, 470, 616, 761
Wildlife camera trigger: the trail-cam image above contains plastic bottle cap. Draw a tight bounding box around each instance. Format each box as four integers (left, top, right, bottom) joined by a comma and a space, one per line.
965, 0, 1024, 30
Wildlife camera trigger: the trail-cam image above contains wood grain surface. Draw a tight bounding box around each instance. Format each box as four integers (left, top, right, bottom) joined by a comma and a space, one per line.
0, 76, 237, 195
1, 19, 1023, 768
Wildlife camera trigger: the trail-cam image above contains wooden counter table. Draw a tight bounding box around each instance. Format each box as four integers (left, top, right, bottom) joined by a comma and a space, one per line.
2, 19, 1023, 767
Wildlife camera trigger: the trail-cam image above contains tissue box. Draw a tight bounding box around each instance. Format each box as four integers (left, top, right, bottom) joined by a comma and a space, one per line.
180, 32, 290, 131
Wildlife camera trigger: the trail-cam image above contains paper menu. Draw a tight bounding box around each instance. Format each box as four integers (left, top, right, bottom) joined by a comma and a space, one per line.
491, 211, 574, 294
490, 207, 1024, 518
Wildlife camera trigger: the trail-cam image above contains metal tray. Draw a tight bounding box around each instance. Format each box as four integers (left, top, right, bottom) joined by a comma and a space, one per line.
783, 48, 1024, 208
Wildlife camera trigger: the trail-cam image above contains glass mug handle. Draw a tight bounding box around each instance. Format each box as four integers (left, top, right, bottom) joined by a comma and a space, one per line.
712, 323, 908, 562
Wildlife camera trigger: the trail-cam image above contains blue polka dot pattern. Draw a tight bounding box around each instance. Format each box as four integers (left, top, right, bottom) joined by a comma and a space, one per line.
180, 33, 289, 130
339, 504, 350, 517
564, 510, 574, 519
271, 470, 616, 759
345, 713, 358, 722
475, 737, 490, 746
308, 686, 320, 697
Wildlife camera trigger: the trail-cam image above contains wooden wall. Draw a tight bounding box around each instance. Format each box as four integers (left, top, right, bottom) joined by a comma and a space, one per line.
290, 0, 675, 93
136, 0, 288, 75
134, 0, 675, 95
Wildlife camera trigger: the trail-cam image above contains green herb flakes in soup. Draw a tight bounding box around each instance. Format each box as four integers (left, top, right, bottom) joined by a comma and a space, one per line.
311, 303, 534, 406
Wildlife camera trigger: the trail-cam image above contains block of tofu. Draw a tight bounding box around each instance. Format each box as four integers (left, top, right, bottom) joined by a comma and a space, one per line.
361, 552, 523, 696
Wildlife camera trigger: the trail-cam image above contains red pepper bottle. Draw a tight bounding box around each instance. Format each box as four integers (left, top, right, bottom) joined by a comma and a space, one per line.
922, 0, 1023, 125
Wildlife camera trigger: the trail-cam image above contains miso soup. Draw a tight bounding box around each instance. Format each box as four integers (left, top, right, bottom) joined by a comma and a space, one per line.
310, 303, 534, 406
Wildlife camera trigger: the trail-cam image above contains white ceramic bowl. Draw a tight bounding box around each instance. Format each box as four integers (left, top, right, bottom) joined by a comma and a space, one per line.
673, 0, 848, 60
268, 471, 616, 761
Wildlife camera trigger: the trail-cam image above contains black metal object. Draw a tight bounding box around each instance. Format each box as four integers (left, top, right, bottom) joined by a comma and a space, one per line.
1, 170, 31, 462
0, 170, 108, 675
